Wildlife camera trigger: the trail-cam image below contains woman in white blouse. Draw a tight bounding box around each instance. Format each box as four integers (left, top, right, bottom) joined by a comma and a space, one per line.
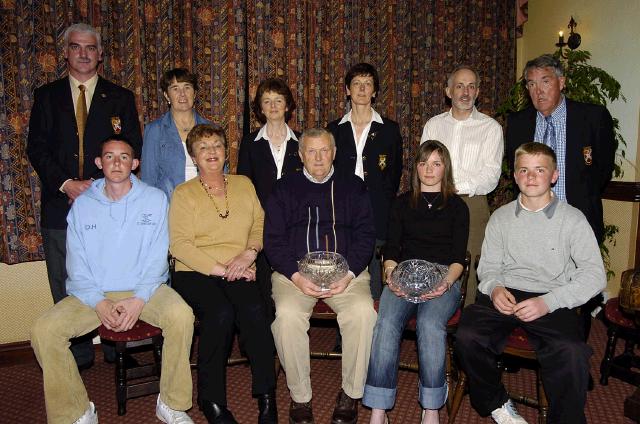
236, 78, 302, 320
237, 77, 302, 207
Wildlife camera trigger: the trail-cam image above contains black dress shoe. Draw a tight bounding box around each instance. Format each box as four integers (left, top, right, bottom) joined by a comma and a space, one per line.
331, 389, 358, 424
289, 400, 313, 424
202, 401, 238, 424
258, 392, 278, 424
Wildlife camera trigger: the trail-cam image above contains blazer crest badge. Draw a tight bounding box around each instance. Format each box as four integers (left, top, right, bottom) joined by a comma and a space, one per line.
111, 116, 122, 134
378, 154, 387, 171
583, 146, 593, 166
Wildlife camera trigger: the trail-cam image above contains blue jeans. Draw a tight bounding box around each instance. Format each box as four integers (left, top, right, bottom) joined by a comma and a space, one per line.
363, 283, 460, 410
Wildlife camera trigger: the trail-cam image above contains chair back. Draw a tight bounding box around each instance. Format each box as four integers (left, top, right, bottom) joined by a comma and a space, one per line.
457, 251, 472, 308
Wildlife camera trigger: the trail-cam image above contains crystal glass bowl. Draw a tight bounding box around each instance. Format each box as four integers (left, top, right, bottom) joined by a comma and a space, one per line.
390, 259, 448, 303
298, 251, 349, 291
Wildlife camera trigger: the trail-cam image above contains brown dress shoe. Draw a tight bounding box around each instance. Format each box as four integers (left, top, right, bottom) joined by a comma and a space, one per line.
331, 389, 358, 424
289, 400, 313, 424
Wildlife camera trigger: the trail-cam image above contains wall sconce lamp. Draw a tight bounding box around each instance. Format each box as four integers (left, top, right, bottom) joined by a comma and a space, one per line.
556, 16, 582, 54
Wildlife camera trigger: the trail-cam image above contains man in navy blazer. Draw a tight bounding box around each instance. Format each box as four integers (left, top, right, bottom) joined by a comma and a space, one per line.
506, 54, 615, 244
27, 23, 142, 369
506, 54, 615, 346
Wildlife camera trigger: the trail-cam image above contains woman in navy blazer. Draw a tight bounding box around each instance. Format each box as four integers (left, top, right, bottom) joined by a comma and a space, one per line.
327, 63, 403, 300
237, 78, 302, 207
237, 78, 302, 320
141, 68, 212, 200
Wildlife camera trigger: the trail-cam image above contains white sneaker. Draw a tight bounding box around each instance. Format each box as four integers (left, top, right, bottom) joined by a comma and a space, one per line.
491, 400, 528, 424
73, 401, 98, 424
156, 395, 194, 424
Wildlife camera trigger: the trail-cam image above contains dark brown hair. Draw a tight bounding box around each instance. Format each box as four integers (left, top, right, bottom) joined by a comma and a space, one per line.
160, 68, 199, 93
251, 78, 296, 124
410, 140, 456, 209
345, 63, 380, 102
186, 124, 227, 157
99, 135, 135, 158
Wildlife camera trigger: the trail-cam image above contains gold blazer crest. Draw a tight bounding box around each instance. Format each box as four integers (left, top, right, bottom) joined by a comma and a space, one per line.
111, 116, 122, 134
583, 146, 593, 165
378, 154, 387, 171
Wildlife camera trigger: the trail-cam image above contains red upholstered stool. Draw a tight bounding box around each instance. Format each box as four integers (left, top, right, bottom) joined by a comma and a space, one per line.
600, 297, 640, 385
448, 327, 549, 424
98, 320, 163, 415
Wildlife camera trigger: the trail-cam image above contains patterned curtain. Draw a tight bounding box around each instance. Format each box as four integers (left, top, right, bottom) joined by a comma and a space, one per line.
0, 0, 246, 264
246, 0, 515, 189
0, 0, 514, 264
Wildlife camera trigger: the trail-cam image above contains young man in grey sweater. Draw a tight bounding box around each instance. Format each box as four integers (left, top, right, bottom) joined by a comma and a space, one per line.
455, 142, 605, 424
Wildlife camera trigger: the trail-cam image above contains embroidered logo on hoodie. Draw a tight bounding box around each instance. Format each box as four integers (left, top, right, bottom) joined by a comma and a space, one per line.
137, 213, 156, 226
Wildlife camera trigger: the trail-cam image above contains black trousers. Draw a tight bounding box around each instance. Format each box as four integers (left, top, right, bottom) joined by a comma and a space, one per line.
255, 252, 274, 321
455, 290, 591, 423
172, 271, 276, 405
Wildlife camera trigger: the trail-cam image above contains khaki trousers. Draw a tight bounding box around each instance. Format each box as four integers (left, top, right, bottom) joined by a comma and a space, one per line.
31, 284, 194, 424
271, 271, 377, 403
461, 195, 490, 306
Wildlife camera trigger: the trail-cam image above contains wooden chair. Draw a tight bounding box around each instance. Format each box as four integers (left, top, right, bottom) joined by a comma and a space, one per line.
395, 252, 471, 413
600, 295, 640, 386
448, 327, 549, 423
98, 320, 163, 415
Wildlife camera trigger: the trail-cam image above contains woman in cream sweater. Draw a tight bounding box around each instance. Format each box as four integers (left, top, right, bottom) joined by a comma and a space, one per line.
169, 124, 276, 424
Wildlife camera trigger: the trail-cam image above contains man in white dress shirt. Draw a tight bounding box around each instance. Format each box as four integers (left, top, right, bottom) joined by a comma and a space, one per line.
421, 65, 503, 304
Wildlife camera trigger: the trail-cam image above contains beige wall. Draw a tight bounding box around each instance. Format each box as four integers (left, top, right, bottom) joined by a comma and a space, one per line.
517, 0, 640, 296
0, 261, 53, 344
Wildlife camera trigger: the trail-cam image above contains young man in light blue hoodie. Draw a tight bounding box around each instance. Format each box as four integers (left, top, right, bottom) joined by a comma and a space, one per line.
31, 136, 195, 424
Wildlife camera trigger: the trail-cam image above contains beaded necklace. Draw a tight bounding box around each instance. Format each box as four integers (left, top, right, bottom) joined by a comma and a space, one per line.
200, 177, 229, 219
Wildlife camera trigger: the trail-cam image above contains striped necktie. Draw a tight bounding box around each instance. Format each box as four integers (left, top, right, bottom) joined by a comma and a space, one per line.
76, 84, 87, 179
544, 115, 556, 152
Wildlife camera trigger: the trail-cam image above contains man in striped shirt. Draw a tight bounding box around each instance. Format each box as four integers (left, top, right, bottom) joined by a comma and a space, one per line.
421, 65, 504, 305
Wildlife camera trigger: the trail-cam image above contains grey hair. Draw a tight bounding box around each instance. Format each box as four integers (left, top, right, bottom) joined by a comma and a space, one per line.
446, 65, 480, 88
523, 54, 564, 80
299, 127, 336, 152
63, 23, 102, 51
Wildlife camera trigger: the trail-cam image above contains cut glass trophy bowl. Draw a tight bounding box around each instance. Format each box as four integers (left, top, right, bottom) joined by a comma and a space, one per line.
298, 251, 349, 291
390, 259, 449, 303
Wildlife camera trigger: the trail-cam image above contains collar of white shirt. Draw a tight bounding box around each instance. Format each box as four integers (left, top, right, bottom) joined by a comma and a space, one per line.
338, 108, 384, 125
445, 106, 481, 123
254, 123, 298, 142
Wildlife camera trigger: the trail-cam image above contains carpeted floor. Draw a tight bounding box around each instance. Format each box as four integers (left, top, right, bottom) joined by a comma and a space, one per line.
1, 318, 636, 423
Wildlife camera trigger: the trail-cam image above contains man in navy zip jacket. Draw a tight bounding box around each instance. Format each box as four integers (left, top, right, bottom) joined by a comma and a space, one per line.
265, 128, 377, 424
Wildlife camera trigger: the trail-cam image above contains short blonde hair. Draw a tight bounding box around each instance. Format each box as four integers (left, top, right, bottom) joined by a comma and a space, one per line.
514, 142, 557, 169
